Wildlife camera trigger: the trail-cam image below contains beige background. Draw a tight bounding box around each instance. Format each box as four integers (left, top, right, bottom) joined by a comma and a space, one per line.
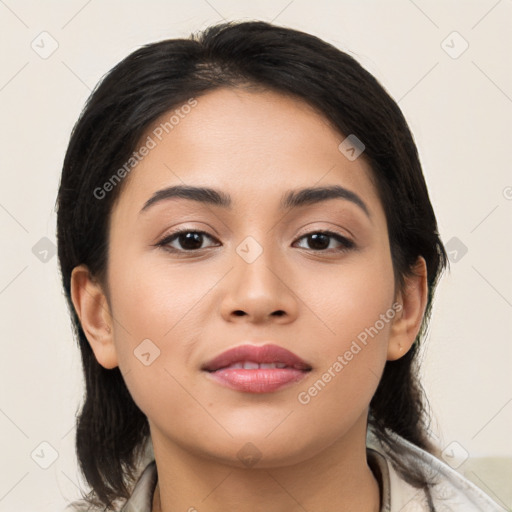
0, 1, 511, 510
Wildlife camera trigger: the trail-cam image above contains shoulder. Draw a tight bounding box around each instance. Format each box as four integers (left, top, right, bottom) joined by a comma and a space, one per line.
367, 429, 507, 511
63, 461, 157, 512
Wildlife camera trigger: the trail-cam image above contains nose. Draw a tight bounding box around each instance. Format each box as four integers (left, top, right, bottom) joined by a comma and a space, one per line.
219, 242, 299, 325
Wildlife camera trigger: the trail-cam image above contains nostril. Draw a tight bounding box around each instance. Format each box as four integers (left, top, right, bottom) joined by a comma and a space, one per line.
231, 310, 285, 317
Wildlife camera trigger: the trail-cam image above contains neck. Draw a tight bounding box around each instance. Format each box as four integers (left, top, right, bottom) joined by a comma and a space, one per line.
150, 414, 380, 512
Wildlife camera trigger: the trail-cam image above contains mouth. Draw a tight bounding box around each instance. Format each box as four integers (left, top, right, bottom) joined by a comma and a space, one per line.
201, 343, 312, 393
208, 361, 306, 370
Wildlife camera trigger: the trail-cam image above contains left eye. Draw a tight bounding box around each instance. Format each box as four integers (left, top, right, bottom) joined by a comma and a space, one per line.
293, 231, 355, 252
156, 230, 354, 253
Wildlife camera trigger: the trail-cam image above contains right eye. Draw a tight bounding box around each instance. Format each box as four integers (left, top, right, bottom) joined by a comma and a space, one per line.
156, 230, 220, 253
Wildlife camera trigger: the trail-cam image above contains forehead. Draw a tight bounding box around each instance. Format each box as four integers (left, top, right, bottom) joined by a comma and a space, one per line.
112, 87, 382, 218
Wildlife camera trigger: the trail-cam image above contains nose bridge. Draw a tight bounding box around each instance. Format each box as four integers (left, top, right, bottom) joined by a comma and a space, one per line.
234, 233, 283, 297
220, 232, 298, 322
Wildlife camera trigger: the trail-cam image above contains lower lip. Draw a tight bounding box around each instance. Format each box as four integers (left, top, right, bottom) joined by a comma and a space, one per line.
204, 368, 309, 393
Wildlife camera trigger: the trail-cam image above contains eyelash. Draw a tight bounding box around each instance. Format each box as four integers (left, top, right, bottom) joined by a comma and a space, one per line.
155, 229, 355, 255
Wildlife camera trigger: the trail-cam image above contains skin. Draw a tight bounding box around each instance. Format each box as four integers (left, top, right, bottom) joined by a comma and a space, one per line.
71, 87, 428, 512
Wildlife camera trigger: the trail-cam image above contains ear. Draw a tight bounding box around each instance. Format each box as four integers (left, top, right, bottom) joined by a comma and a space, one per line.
70, 264, 118, 369
387, 256, 428, 361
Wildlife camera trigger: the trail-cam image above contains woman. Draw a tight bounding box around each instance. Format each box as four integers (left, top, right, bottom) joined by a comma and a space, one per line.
57, 20, 504, 512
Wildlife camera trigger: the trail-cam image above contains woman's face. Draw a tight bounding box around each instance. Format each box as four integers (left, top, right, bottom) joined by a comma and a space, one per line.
97, 87, 402, 466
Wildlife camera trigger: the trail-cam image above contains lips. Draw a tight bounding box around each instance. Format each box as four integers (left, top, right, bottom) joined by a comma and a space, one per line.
201, 343, 312, 393
201, 343, 312, 372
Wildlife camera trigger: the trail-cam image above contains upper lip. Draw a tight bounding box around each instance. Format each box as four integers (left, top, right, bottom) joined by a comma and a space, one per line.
201, 343, 312, 372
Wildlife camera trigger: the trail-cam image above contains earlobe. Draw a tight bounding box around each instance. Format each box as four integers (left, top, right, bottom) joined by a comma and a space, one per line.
70, 264, 118, 369
387, 257, 428, 361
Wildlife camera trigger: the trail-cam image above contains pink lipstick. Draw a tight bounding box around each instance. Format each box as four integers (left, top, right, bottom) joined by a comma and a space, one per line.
201, 343, 312, 393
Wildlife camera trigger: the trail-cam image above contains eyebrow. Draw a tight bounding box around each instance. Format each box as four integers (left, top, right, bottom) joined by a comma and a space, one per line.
139, 184, 370, 218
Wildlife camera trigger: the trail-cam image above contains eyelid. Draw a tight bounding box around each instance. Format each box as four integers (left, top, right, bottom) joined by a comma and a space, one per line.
155, 229, 219, 249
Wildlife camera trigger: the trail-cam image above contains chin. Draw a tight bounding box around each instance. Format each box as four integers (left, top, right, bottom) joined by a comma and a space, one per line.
187, 428, 331, 470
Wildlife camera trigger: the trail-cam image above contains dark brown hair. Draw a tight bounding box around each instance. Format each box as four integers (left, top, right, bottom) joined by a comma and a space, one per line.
56, 19, 448, 510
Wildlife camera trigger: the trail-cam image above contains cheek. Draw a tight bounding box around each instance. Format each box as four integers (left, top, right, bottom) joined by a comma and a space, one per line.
293, 247, 396, 405
300, 246, 396, 350
109, 250, 214, 341
106, 254, 221, 416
